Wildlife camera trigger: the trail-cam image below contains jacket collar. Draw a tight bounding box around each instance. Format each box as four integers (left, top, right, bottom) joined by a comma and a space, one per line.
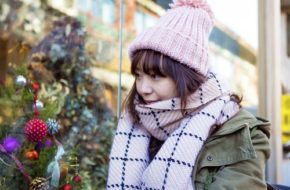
210, 109, 270, 138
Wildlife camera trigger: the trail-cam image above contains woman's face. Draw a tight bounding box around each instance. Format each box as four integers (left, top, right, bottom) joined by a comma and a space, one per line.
135, 69, 178, 104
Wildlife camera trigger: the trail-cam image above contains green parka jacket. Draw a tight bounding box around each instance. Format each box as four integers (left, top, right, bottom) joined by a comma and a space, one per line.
193, 109, 271, 190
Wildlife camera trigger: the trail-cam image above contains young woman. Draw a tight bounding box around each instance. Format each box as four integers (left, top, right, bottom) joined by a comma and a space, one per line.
107, 1, 270, 189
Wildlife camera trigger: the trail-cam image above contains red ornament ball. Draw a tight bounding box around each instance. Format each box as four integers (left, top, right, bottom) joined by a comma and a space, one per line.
25, 118, 48, 142
61, 184, 73, 190
32, 82, 40, 91
73, 175, 82, 182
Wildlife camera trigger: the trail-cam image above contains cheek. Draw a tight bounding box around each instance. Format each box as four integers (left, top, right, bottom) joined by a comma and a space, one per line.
169, 86, 178, 97
162, 80, 178, 98
171, 87, 178, 97
135, 81, 141, 94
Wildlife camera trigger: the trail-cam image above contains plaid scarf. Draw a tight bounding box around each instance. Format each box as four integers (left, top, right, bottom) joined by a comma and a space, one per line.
107, 72, 240, 190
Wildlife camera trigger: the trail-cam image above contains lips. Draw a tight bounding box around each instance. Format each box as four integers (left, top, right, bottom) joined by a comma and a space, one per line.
144, 100, 159, 104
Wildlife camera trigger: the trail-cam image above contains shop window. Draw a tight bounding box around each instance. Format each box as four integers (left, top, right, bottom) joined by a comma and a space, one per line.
135, 9, 157, 34
78, 0, 115, 25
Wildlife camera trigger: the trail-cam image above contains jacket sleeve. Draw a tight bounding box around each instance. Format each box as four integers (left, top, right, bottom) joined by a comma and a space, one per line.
208, 127, 271, 190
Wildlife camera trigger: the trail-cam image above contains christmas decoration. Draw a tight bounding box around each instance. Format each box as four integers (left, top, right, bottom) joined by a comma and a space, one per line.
15, 75, 27, 87
32, 82, 40, 91
25, 150, 39, 160
35, 139, 52, 152
1, 10, 116, 188
61, 184, 73, 190
45, 139, 52, 148
35, 141, 45, 152
25, 80, 48, 143
47, 143, 65, 187
26, 16, 116, 189
1, 8, 80, 189
2, 136, 21, 153
35, 100, 44, 111
25, 118, 48, 142
46, 118, 60, 135
29, 177, 49, 190
73, 175, 81, 183
60, 163, 69, 179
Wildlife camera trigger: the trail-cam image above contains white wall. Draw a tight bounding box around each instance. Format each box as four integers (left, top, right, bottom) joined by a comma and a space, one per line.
281, 13, 290, 93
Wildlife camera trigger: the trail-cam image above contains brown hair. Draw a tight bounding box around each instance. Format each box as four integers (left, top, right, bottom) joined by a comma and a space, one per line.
123, 49, 207, 122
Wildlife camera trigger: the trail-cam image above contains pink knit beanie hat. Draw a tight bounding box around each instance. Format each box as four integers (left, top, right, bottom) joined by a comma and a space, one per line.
128, 0, 214, 76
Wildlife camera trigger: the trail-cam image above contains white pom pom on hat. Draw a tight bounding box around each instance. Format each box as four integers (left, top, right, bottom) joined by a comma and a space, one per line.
170, 0, 213, 19
129, 0, 214, 76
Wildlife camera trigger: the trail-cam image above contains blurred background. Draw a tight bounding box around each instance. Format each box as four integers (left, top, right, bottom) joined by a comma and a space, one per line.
0, 0, 289, 189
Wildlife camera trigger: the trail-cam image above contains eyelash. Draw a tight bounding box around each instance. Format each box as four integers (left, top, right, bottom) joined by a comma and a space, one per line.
150, 74, 159, 79
134, 72, 161, 80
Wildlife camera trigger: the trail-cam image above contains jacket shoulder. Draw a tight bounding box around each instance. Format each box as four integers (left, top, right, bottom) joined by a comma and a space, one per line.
214, 109, 270, 138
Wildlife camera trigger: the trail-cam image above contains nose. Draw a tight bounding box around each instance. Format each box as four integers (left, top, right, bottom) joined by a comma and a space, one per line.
137, 78, 153, 95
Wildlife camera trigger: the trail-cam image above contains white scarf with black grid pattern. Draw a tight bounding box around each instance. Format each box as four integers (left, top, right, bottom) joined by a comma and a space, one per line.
107, 72, 240, 190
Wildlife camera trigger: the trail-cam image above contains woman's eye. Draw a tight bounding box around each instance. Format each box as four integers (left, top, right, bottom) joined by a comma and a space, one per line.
135, 72, 141, 79
150, 74, 161, 80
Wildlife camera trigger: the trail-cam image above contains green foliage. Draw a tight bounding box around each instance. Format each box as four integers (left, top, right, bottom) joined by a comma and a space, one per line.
24, 146, 57, 178
81, 118, 116, 189
21, 86, 34, 104
0, 124, 11, 139
0, 80, 34, 124
15, 64, 28, 76
39, 100, 59, 121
